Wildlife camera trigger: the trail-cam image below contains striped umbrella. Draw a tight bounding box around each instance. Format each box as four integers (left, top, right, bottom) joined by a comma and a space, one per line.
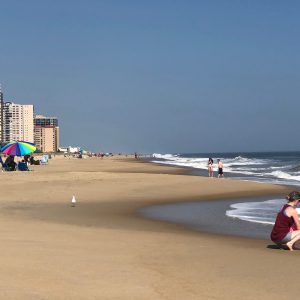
1, 141, 36, 156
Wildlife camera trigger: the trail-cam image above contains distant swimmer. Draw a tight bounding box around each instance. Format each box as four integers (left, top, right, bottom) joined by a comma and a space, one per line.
217, 159, 224, 178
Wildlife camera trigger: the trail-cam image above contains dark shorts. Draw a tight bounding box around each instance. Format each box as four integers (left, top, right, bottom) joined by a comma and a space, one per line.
218, 168, 223, 175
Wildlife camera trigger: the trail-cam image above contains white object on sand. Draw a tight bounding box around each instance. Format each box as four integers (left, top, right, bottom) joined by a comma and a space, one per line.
71, 195, 76, 207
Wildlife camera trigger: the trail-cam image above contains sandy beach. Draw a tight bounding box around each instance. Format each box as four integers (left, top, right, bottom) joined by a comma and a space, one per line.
0, 156, 298, 299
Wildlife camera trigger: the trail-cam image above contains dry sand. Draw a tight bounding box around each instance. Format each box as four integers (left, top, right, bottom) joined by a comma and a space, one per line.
0, 156, 298, 299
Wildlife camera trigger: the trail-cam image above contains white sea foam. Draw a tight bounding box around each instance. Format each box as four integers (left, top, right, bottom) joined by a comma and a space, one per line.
226, 199, 300, 225
152, 153, 178, 160
151, 153, 300, 185
267, 170, 300, 181
226, 199, 285, 224
152, 153, 209, 170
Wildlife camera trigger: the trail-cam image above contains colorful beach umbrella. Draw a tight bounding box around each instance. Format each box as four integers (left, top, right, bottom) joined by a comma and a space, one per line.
1, 141, 36, 157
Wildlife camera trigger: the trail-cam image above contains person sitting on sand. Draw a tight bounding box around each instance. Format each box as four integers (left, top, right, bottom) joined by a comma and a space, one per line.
18, 160, 29, 171
271, 191, 300, 250
4, 155, 16, 171
29, 156, 40, 165
24, 155, 30, 163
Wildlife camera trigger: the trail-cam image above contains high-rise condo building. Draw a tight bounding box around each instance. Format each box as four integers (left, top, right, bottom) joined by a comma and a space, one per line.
3, 102, 34, 143
34, 115, 59, 152
0, 85, 4, 144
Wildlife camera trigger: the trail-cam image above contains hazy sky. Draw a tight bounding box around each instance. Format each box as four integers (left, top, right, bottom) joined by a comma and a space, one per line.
1, 1, 299, 153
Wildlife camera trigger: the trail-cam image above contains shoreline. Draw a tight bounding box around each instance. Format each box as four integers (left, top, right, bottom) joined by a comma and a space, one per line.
139, 195, 280, 240
138, 157, 294, 240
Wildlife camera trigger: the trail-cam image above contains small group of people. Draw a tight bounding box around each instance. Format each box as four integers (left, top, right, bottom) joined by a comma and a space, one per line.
207, 158, 224, 178
1, 155, 40, 171
4, 155, 33, 171
25, 155, 40, 165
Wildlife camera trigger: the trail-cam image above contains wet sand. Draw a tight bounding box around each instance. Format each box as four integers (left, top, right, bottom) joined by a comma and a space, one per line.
140, 196, 280, 240
0, 156, 298, 299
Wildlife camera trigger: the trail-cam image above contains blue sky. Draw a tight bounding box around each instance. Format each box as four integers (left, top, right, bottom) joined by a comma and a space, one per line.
0, 1, 300, 153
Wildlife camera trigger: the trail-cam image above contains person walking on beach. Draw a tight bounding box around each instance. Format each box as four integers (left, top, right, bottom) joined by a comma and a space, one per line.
208, 158, 214, 177
217, 159, 224, 178
271, 191, 300, 251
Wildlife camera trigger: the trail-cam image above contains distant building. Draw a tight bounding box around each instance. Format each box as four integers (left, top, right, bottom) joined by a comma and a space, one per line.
0, 86, 4, 144
34, 115, 59, 152
58, 147, 68, 152
68, 146, 81, 153
0, 87, 60, 149
3, 102, 34, 143
58, 146, 81, 153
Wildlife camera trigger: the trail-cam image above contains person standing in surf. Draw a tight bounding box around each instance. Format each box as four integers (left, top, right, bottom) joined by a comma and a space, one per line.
217, 159, 224, 178
208, 158, 214, 177
271, 191, 300, 251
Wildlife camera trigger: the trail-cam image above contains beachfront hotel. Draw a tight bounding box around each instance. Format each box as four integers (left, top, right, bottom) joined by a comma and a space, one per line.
34, 115, 59, 152
3, 102, 34, 143
0, 87, 4, 141
0, 87, 60, 152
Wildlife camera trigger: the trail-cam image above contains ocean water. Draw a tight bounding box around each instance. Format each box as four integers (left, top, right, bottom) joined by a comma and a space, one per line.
140, 198, 278, 239
147, 152, 300, 232
152, 151, 300, 186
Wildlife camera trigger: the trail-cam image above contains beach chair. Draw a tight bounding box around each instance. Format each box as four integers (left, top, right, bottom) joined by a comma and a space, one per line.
17, 161, 29, 171
40, 155, 49, 165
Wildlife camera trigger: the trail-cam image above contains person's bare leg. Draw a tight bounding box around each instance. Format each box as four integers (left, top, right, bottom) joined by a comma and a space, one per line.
286, 231, 300, 251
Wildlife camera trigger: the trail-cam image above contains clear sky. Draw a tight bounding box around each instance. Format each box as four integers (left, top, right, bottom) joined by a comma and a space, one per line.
0, 1, 299, 153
